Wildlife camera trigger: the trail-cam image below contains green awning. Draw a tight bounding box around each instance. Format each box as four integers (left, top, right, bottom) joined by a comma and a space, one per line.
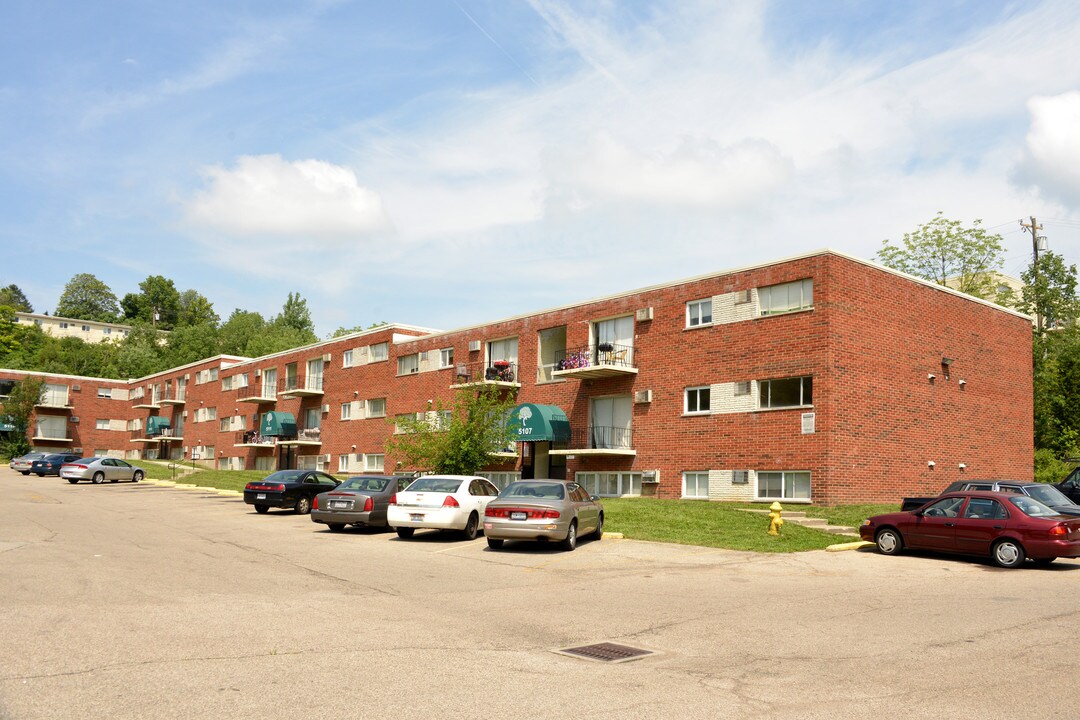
147, 416, 171, 433
261, 411, 297, 437
507, 403, 570, 443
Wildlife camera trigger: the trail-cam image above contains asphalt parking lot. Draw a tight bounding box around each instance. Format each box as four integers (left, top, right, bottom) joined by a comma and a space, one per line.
2, 469, 1079, 719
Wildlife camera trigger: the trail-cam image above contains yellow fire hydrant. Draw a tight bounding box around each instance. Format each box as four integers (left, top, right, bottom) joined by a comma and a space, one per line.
767, 501, 784, 536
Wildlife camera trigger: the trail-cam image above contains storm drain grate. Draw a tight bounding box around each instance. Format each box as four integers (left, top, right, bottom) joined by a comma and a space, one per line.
558, 642, 654, 663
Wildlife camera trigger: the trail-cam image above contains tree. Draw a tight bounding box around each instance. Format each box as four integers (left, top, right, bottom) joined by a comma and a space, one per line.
121, 275, 181, 329
1020, 250, 1080, 334
0, 376, 43, 460
331, 321, 388, 338
165, 323, 221, 367
55, 273, 120, 322
385, 385, 517, 474
272, 292, 317, 339
219, 310, 266, 356
0, 284, 32, 312
877, 213, 1011, 303
178, 289, 220, 327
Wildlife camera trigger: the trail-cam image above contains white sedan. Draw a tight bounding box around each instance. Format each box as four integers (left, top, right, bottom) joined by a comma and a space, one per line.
387, 475, 500, 540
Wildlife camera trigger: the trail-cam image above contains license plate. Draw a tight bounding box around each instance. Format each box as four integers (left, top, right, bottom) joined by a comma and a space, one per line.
256, 493, 266, 500
331, 501, 351, 509
410, 514, 424, 521
510, 512, 527, 521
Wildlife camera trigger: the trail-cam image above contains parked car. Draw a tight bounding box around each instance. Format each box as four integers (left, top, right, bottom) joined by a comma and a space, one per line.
1057, 468, 1080, 504
30, 453, 82, 477
901, 480, 1080, 515
861, 491, 1080, 568
387, 475, 500, 540
311, 475, 413, 531
483, 479, 603, 551
10, 452, 48, 475
244, 470, 340, 514
61, 457, 145, 484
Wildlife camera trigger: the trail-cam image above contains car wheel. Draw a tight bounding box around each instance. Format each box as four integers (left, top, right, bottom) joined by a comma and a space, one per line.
992, 539, 1026, 568
132, 471, 143, 483
462, 512, 479, 540
875, 528, 903, 556
486, 538, 504, 550
560, 520, 578, 552
294, 497, 312, 515
66, 478, 79, 484
327, 524, 345, 532
92, 472, 105, 485
254, 505, 270, 514
36, 473, 45, 477
396, 527, 415, 539
594, 513, 604, 540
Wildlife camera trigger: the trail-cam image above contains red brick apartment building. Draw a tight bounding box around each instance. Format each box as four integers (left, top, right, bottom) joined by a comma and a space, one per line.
1, 250, 1033, 505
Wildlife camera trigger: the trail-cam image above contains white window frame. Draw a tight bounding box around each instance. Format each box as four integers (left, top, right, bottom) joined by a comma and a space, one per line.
365, 454, 385, 472
576, 471, 642, 498
96, 418, 110, 430
686, 299, 713, 327
340, 403, 351, 420
756, 470, 812, 501
397, 353, 419, 375
370, 342, 388, 362
758, 278, 813, 316
684, 386, 711, 415
338, 454, 350, 473
758, 376, 813, 409
682, 471, 709, 499
342, 349, 354, 368
97, 388, 112, 399
439, 348, 453, 369
367, 398, 386, 418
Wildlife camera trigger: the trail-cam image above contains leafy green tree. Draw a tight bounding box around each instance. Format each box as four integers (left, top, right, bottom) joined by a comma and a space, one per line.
55, 273, 120, 322
1020, 250, 1080, 334
113, 323, 167, 378
877, 213, 1010, 303
245, 325, 315, 358
0, 376, 43, 459
385, 385, 517, 474
330, 321, 388, 338
218, 310, 266, 356
121, 275, 181, 329
272, 292, 317, 340
35, 336, 116, 378
178, 289, 220, 327
0, 284, 32, 312
165, 323, 221, 367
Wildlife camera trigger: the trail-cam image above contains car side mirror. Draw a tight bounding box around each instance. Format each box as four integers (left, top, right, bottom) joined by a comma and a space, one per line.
912, 509, 924, 517
590, 495, 599, 502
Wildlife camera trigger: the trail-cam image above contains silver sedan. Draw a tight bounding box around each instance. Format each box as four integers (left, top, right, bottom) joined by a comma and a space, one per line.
61, 457, 145, 484
482, 479, 603, 551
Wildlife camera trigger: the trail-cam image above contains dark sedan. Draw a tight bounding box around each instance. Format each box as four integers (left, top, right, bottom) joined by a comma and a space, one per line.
861, 491, 1080, 568
311, 475, 414, 531
30, 453, 82, 477
244, 470, 340, 515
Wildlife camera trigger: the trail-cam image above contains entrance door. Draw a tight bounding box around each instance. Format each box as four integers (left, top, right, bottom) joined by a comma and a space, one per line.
521, 443, 534, 479
277, 445, 296, 470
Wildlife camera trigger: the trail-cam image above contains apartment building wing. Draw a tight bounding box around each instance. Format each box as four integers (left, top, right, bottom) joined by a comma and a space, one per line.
0, 250, 1033, 505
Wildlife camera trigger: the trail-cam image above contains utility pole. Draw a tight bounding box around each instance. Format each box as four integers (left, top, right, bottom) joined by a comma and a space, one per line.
1021, 216, 1046, 332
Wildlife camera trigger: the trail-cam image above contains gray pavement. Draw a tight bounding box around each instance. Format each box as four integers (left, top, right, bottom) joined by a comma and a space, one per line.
1, 468, 1079, 719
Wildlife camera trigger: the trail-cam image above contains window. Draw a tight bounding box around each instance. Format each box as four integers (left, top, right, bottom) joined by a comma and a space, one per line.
81, 325, 90, 332
398, 353, 419, 375
395, 414, 415, 433
304, 407, 321, 430
343, 350, 354, 368
478, 471, 521, 491
365, 454, 384, 472
59, 322, 69, 329
577, 472, 642, 497
687, 299, 712, 327
488, 337, 518, 364
367, 398, 386, 418
370, 342, 388, 362
758, 278, 813, 316
439, 348, 453, 368
221, 375, 234, 391
758, 377, 812, 409
96, 419, 110, 430
732, 470, 750, 485
338, 454, 350, 473
685, 386, 711, 414
757, 471, 811, 500
734, 381, 751, 396
104, 327, 112, 335
97, 388, 112, 399
683, 472, 709, 499
340, 403, 351, 420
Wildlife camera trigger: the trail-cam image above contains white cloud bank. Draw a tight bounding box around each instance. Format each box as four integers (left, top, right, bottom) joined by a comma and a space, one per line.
1014, 91, 1080, 210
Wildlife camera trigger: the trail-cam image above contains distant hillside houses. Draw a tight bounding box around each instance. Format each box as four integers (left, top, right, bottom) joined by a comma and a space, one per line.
15, 313, 134, 343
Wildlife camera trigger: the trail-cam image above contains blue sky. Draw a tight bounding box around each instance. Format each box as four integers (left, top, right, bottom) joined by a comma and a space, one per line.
3, 0, 1080, 338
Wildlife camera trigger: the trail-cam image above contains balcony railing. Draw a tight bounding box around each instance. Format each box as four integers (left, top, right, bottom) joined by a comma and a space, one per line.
36, 392, 72, 408
552, 343, 638, 380
131, 394, 161, 409
160, 389, 186, 405
131, 428, 182, 442
552, 425, 635, 456
278, 375, 324, 396
450, 360, 520, 387
276, 427, 322, 445
238, 384, 277, 403
234, 430, 275, 447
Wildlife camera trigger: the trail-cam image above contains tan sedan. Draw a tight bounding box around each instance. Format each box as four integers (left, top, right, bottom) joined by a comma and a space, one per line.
482, 480, 603, 551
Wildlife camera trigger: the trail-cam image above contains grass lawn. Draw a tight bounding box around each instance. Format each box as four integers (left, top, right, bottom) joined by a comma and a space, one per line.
137, 461, 266, 491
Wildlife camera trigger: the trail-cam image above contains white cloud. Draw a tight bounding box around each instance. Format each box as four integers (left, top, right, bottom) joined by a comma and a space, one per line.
1013, 91, 1080, 209
185, 154, 389, 240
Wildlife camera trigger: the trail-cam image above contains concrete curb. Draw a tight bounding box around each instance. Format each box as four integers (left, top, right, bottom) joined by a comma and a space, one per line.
826, 540, 874, 552
604, 532, 624, 540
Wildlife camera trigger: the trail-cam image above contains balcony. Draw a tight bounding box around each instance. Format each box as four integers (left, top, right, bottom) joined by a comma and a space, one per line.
552, 343, 638, 380
276, 427, 322, 446
450, 360, 521, 388
130, 428, 183, 443
160, 389, 186, 405
32, 432, 72, 443
237, 384, 277, 404
549, 426, 636, 457
234, 430, 276, 448
131, 395, 161, 410
278, 375, 324, 398
36, 393, 72, 410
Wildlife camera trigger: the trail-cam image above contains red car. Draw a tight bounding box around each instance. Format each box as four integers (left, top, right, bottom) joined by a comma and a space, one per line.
861, 491, 1080, 568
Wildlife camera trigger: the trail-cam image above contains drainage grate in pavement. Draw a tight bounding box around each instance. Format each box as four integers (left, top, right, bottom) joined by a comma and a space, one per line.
558, 642, 654, 663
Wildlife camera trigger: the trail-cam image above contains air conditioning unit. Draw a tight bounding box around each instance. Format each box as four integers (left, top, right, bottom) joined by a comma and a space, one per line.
735, 289, 752, 304
254, 368, 261, 378
69, 416, 80, 423
469, 340, 481, 352
321, 353, 331, 362
635, 307, 654, 321
322, 453, 332, 462
634, 389, 653, 403
182, 410, 189, 419
184, 373, 191, 380
321, 404, 330, 414
642, 469, 660, 483
72, 384, 81, 392
356, 400, 366, 409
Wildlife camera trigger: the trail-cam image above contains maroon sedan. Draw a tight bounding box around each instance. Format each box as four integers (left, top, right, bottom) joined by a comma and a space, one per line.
861, 491, 1080, 568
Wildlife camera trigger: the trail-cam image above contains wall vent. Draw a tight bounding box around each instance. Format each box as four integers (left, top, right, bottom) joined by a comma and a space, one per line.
72, 384, 81, 392
69, 416, 80, 423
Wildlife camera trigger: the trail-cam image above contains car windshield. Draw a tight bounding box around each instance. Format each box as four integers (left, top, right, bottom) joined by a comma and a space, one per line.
1023, 485, 1072, 506
43, 454, 66, 461
500, 482, 565, 500
406, 477, 463, 493
262, 470, 305, 484
1008, 496, 1059, 517
341, 477, 390, 492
